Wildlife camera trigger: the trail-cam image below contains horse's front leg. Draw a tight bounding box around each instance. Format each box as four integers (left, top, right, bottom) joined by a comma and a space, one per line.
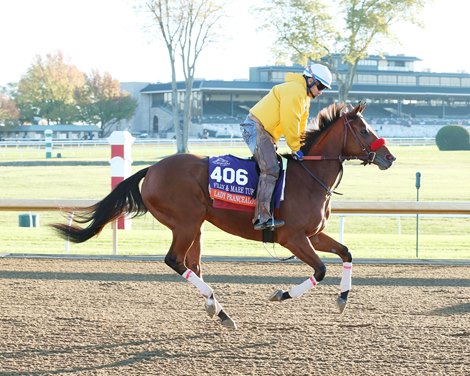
310, 232, 352, 314
270, 234, 326, 302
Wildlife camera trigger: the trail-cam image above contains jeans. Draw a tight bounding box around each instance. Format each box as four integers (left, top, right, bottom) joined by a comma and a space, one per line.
240, 116, 257, 154
240, 115, 280, 223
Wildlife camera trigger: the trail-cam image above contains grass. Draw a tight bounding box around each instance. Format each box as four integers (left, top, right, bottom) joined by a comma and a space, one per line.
0, 141, 250, 163
0, 142, 469, 260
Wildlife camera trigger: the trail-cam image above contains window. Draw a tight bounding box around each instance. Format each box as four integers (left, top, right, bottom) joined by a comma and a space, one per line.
391, 61, 405, 67
164, 92, 172, 104
397, 76, 416, 85
271, 71, 286, 82
152, 93, 165, 107
358, 59, 377, 66
355, 74, 377, 84
259, 72, 269, 81
378, 75, 397, 84
419, 76, 440, 86
440, 77, 460, 87
378, 60, 410, 71
462, 78, 470, 87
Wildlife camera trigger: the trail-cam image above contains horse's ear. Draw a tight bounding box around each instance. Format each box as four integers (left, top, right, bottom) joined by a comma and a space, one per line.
359, 101, 367, 114
350, 101, 366, 116
350, 102, 361, 116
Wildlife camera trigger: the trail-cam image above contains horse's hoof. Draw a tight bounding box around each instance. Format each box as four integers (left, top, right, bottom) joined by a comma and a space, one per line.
336, 296, 348, 314
205, 298, 216, 318
269, 290, 284, 302
221, 317, 237, 330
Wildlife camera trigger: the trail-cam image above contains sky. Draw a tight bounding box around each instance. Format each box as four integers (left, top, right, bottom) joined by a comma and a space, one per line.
0, 0, 469, 88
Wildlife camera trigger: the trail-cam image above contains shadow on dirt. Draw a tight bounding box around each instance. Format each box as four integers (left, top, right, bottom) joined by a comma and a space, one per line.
0, 333, 272, 376
1, 270, 469, 287
427, 302, 470, 316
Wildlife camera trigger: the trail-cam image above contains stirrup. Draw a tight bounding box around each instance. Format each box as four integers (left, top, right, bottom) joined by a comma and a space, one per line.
254, 218, 285, 231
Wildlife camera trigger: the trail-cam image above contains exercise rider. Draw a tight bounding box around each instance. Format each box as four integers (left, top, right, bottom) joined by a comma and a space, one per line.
240, 63, 333, 230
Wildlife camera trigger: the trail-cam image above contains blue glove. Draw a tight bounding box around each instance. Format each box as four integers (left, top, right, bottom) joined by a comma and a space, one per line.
292, 150, 304, 161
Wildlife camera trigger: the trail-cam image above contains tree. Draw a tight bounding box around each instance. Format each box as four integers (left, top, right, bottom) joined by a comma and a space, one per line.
259, 0, 335, 65
15, 51, 85, 124
262, 0, 428, 101
0, 85, 20, 127
144, 0, 182, 150
144, 0, 224, 153
435, 125, 470, 151
179, 0, 224, 150
77, 70, 138, 137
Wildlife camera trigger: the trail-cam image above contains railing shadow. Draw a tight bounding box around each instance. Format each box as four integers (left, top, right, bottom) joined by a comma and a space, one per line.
1, 270, 469, 287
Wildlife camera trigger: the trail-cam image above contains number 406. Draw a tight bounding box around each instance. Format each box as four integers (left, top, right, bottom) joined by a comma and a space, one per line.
210, 166, 248, 185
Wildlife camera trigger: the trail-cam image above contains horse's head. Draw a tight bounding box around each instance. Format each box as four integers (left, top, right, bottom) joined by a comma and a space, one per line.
301, 102, 396, 170
342, 102, 396, 170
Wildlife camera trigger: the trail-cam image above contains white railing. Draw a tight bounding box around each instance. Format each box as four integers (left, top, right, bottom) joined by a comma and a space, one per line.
1, 199, 469, 214
0, 137, 435, 148
1, 199, 469, 256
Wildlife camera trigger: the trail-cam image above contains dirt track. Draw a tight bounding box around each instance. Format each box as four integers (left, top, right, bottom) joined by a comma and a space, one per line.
0, 258, 469, 376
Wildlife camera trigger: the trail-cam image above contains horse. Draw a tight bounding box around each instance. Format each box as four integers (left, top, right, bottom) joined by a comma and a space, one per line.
52, 102, 396, 330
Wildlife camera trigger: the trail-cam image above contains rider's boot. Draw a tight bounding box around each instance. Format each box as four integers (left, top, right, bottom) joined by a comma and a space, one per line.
253, 174, 284, 230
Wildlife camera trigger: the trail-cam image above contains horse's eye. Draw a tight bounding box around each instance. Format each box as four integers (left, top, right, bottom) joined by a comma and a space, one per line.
360, 129, 368, 136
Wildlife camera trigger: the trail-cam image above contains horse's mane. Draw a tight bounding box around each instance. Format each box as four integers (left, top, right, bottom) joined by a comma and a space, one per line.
300, 102, 349, 154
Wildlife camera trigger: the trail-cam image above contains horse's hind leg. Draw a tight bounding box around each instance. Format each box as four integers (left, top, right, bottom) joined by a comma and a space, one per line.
184, 225, 236, 329
162, 220, 236, 330
185, 226, 203, 277
310, 232, 352, 314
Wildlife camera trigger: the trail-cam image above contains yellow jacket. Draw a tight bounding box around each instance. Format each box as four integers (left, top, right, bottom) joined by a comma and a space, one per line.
250, 72, 310, 152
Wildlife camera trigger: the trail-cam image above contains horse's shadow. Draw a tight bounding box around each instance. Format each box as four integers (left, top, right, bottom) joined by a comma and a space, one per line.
427, 302, 470, 316
1, 333, 272, 376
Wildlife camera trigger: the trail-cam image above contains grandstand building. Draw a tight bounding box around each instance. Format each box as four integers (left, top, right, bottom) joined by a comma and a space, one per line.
133, 54, 470, 138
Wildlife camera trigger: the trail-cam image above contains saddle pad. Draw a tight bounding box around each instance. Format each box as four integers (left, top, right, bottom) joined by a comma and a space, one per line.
208, 155, 286, 212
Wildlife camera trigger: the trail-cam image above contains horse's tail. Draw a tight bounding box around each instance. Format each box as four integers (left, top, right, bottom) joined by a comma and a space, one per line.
51, 167, 150, 243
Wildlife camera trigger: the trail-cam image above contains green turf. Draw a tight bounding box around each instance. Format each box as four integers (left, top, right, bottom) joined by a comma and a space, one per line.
0, 143, 469, 259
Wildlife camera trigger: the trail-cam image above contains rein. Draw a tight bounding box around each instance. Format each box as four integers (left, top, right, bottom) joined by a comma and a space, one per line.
298, 161, 343, 196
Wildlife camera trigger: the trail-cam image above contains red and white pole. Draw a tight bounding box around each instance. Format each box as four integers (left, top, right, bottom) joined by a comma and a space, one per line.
107, 131, 135, 230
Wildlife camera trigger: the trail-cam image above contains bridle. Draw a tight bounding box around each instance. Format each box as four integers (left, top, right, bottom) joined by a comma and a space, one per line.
299, 113, 387, 196
303, 114, 386, 164
341, 114, 386, 165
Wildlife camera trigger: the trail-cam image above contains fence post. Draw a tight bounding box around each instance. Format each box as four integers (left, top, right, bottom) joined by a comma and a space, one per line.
107, 131, 135, 231
45, 129, 53, 159
339, 215, 345, 243
415, 172, 421, 257
65, 212, 74, 254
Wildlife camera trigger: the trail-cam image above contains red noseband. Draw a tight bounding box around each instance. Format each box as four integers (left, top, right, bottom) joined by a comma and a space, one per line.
370, 138, 386, 152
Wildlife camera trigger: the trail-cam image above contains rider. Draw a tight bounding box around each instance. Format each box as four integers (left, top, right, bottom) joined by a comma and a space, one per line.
240, 63, 333, 230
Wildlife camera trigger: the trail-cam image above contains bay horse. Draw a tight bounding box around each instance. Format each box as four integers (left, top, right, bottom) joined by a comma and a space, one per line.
52, 102, 395, 330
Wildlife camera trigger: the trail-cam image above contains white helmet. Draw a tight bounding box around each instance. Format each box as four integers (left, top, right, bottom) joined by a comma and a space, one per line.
303, 63, 332, 89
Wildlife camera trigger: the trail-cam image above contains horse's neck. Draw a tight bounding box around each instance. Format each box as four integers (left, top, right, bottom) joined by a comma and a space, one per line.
306, 125, 344, 187
310, 123, 344, 159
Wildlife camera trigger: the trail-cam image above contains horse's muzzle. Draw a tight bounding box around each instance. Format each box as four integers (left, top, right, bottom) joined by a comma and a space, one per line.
377, 152, 396, 170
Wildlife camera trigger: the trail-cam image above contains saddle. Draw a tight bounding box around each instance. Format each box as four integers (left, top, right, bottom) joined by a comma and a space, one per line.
208, 154, 287, 213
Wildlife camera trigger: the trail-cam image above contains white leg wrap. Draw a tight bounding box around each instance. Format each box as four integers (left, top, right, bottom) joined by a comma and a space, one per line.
182, 269, 213, 298
340, 262, 352, 293
288, 276, 317, 298
207, 296, 223, 315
